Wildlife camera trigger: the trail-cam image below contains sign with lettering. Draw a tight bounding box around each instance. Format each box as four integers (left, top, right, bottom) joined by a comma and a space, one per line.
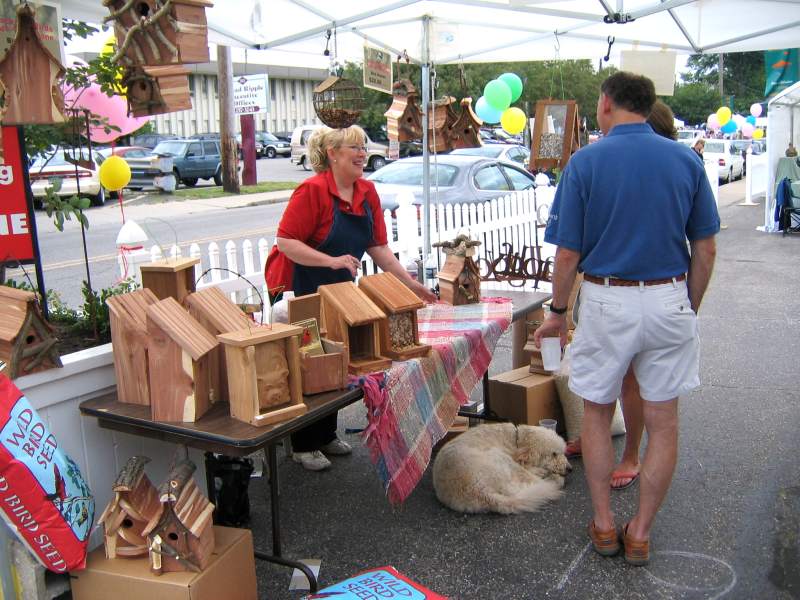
0, 126, 35, 264
310, 566, 447, 599
0, 0, 64, 64
233, 74, 269, 115
363, 45, 393, 95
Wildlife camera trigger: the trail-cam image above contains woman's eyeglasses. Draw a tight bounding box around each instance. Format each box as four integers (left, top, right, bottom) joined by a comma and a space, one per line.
343, 145, 368, 153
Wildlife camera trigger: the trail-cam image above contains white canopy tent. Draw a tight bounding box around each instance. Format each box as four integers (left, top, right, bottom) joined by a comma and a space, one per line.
765, 80, 800, 231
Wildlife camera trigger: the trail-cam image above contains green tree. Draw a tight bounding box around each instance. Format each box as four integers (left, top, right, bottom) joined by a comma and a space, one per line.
664, 82, 720, 127
682, 51, 765, 114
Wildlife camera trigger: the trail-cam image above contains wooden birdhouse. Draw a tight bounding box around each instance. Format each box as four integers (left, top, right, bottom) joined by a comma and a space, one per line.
358, 272, 430, 361
530, 99, 581, 173
448, 98, 483, 150
384, 79, 423, 142
313, 76, 364, 129
0, 4, 65, 125
288, 293, 349, 395
217, 323, 307, 427
318, 282, 392, 375
107, 288, 160, 406
0, 286, 61, 380
123, 65, 192, 117
143, 459, 215, 575
428, 96, 458, 153
140, 257, 200, 305
185, 287, 251, 404
435, 235, 483, 306
98, 456, 160, 559
146, 297, 219, 422
103, 0, 212, 67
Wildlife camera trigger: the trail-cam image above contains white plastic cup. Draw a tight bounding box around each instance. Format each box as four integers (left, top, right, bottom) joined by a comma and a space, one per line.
540, 337, 562, 371
539, 419, 557, 431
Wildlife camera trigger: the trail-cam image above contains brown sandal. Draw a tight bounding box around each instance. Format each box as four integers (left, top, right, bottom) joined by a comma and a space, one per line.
622, 523, 650, 566
588, 520, 620, 557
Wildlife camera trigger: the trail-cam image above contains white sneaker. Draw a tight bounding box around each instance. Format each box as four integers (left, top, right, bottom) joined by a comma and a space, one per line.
320, 438, 352, 456
292, 451, 331, 471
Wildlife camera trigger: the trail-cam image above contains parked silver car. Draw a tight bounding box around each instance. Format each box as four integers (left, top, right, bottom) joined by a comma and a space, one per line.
450, 144, 530, 168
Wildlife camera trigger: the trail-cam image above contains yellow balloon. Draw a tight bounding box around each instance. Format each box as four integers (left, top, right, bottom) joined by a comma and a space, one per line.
500, 107, 526, 135
99, 155, 131, 191
716, 106, 732, 126
101, 33, 126, 93
752, 128, 764, 140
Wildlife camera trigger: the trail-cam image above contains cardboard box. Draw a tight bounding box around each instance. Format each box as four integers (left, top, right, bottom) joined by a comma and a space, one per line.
489, 366, 564, 431
70, 527, 257, 600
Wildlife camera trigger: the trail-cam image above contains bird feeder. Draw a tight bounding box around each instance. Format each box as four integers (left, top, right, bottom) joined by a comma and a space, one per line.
123, 65, 192, 116
530, 99, 581, 173
0, 286, 61, 379
358, 272, 430, 360
313, 76, 364, 129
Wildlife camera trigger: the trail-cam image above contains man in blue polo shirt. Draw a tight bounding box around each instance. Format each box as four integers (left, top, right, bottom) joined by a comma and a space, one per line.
534, 72, 719, 566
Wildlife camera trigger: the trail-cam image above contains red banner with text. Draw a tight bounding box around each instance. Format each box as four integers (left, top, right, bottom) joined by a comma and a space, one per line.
0, 126, 35, 264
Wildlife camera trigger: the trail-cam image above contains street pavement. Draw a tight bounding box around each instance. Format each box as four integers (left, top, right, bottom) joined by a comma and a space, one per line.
242, 180, 800, 600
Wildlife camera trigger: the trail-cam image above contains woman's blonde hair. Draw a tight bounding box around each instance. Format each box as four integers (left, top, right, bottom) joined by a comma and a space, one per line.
307, 125, 368, 173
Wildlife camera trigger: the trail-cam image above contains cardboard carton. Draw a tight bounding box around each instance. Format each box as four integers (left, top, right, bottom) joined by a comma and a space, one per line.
488, 367, 564, 431
70, 527, 257, 600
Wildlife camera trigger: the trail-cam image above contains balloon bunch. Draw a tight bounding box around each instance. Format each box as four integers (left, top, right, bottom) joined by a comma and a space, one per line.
474, 73, 526, 135
706, 103, 764, 140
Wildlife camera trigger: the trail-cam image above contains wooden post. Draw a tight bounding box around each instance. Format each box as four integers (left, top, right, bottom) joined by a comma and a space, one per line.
240, 113, 257, 186
217, 45, 239, 194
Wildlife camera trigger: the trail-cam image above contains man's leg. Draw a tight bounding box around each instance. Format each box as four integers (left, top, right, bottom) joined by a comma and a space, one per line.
626, 398, 679, 541
612, 367, 644, 488
581, 399, 617, 531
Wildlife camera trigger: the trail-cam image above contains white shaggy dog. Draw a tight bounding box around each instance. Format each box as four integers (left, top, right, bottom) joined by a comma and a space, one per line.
432, 423, 571, 514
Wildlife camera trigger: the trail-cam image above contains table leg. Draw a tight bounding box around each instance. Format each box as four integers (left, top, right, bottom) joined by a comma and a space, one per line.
458, 372, 503, 421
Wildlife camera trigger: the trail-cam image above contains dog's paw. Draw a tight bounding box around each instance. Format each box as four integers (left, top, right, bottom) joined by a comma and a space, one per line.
546, 474, 566, 489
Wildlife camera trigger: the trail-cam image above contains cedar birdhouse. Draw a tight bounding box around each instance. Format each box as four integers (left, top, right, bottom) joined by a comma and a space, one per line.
146, 297, 219, 422
103, 0, 212, 66
358, 272, 430, 361
448, 98, 483, 150
185, 287, 251, 405
384, 79, 423, 142
140, 257, 199, 305
143, 459, 215, 575
318, 282, 392, 375
0, 286, 61, 380
107, 288, 160, 406
98, 456, 160, 559
428, 96, 458, 153
0, 4, 65, 126
435, 236, 482, 306
217, 323, 307, 427
123, 65, 192, 116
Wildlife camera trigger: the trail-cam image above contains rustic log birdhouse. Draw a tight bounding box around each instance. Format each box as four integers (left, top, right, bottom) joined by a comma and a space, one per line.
123, 65, 192, 117
140, 257, 200, 305
107, 288, 160, 406
146, 297, 219, 422
143, 459, 215, 575
530, 99, 581, 173
185, 287, 250, 404
318, 282, 392, 375
0, 286, 61, 380
217, 323, 306, 427
313, 76, 364, 129
358, 272, 430, 361
384, 79, 423, 142
428, 96, 458, 153
448, 98, 483, 150
98, 456, 160, 559
0, 4, 65, 125
103, 0, 212, 67
435, 235, 482, 306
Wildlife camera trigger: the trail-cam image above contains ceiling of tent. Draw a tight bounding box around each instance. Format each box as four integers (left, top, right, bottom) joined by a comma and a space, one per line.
60, 0, 800, 65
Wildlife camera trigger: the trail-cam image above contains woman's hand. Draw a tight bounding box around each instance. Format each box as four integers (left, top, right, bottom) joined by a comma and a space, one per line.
328, 254, 361, 277
409, 279, 438, 303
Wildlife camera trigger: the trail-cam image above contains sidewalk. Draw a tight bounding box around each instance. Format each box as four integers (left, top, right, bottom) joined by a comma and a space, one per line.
249, 179, 800, 599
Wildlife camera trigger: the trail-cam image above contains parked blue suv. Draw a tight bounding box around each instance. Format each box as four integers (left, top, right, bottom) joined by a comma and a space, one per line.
153, 139, 222, 187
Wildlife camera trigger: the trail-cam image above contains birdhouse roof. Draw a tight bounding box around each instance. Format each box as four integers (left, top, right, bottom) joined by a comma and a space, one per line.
146, 297, 217, 360
318, 282, 386, 325
437, 255, 467, 283
106, 288, 159, 331
314, 76, 341, 94
0, 286, 36, 339
359, 272, 423, 313
217, 322, 303, 347
185, 287, 251, 333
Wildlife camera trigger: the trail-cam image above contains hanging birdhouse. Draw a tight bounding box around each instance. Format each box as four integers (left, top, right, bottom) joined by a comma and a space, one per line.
0, 286, 62, 380
384, 79, 423, 142
435, 235, 483, 306
428, 96, 458, 153
313, 76, 364, 129
449, 98, 483, 150
530, 99, 581, 173
123, 65, 192, 116
103, 0, 212, 67
0, 4, 65, 125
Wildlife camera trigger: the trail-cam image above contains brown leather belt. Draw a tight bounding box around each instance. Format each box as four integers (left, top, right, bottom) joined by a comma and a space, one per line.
584, 273, 686, 287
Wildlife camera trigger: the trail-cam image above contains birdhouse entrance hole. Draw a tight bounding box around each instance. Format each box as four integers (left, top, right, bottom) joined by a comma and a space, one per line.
137, 3, 150, 17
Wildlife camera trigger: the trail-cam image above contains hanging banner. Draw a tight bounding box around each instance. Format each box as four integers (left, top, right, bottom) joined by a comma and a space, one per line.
0, 127, 35, 265
765, 49, 800, 97
363, 45, 393, 95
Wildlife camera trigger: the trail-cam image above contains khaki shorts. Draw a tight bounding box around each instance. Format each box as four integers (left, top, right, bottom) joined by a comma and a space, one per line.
568, 279, 700, 404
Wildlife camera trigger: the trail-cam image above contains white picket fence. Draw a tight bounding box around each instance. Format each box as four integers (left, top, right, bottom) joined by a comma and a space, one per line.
118, 186, 557, 315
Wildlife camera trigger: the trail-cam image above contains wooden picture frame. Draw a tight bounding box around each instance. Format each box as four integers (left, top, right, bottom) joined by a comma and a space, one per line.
530, 99, 581, 173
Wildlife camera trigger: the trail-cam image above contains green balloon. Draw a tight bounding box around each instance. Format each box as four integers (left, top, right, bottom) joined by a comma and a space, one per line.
499, 73, 523, 103
484, 79, 512, 111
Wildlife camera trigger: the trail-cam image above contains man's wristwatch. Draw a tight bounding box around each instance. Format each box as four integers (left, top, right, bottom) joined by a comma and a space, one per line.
549, 305, 568, 315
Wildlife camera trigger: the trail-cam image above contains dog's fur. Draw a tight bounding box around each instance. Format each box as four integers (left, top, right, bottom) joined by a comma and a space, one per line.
432, 423, 571, 514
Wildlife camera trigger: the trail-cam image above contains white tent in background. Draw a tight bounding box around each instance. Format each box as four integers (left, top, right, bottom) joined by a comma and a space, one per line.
765, 81, 800, 231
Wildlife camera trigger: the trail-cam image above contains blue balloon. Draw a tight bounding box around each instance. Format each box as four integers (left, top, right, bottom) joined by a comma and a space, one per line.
475, 96, 503, 124
746, 115, 756, 126
720, 120, 738, 134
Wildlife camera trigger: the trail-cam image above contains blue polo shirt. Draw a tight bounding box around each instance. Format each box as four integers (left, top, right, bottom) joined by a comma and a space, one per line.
544, 123, 720, 280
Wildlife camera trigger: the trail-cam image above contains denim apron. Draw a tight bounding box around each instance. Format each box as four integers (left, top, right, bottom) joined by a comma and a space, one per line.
292, 196, 374, 296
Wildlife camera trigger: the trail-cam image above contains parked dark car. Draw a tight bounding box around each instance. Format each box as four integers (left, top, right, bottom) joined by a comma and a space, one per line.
237, 132, 290, 158
132, 133, 180, 149
153, 139, 222, 187
273, 131, 292, 143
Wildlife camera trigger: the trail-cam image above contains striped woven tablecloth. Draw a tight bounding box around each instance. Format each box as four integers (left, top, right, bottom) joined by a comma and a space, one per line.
356, 298, 512, 504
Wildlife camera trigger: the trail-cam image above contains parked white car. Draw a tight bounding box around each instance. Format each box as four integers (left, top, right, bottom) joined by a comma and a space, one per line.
702, 139, 744, 183
29, 150, 106, 208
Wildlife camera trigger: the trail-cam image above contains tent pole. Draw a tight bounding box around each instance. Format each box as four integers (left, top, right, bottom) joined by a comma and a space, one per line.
421, 15, 432, 281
